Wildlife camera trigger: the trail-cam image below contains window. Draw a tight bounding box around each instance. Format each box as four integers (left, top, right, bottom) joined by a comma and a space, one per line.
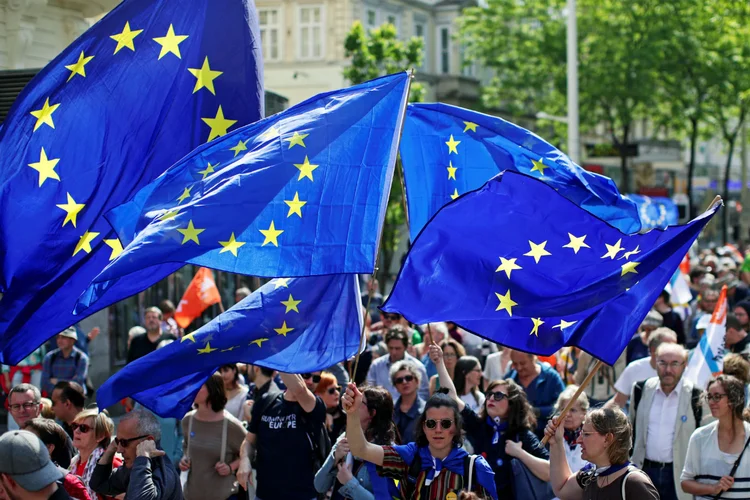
366, 9, 377, 30
258, 9, 281, 62
460, 45, 475, 77
414, 23, 426, 69
386, 14, 399, 34
298, 5, 324, 60
439, 26, 450, 74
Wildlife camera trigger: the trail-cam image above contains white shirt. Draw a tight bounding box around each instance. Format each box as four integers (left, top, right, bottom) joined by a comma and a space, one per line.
614, 357, 656, 396
645, 379, 682, 462
460, 391, 485, 413
483, 351, 511, 382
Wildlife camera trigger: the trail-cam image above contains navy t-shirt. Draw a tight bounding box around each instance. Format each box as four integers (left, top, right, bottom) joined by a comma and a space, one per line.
249, 393, 326, 500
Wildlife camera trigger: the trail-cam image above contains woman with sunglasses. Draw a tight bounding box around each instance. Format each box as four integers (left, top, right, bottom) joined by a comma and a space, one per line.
315, 371, 346, 442
430, 343, 548, 498
342, 382, 498, 499
68, 409, 119, 500
681, 375, 750, 498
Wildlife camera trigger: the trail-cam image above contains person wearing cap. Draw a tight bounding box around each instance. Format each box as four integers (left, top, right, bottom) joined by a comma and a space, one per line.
0, 430, 72, 499
625, 310, 664, 365
41, 329, 89, 397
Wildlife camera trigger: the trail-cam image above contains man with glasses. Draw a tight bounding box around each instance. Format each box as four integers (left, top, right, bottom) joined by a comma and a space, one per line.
629, 343, 706, 500
90, 408, 182, 499
391, 361, 426, 443
366, 327, 429, 400
7, 384, 42, 430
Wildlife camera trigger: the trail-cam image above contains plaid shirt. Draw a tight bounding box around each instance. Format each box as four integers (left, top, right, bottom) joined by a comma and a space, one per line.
41, 347, 88, 395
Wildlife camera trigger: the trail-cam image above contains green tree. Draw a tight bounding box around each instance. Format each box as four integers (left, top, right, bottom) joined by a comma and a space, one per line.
342, 21, 424, 292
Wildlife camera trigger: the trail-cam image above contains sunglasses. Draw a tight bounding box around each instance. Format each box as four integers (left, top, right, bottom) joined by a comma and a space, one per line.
383, 313, 402, 321
487, 391, 508, 402
114, 434, 150, 447
394, 375, 415, 385
327, 387, 341, 395
71, 423, 92, 433
424, 418, 454, 430
302, 374, 322, 383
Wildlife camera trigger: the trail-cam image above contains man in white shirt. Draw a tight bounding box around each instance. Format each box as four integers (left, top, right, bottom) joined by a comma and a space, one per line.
607, 327, 677, 408
628, 343, 703, 500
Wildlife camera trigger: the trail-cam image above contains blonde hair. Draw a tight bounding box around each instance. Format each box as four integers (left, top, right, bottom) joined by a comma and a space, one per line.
74, 409, 115, 449
554, 385, 590, 413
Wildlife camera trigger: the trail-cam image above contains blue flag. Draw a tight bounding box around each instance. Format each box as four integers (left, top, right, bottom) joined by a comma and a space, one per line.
627, 194, 680, 230
97, 274, 363, 418
0, 0, 264, 363
75, 73, 411, 312
382, 171, 719, 365
400, 103, 643, 241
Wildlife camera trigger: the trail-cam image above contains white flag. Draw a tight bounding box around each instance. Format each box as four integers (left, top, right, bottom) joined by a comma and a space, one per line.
684, 285, 727, 390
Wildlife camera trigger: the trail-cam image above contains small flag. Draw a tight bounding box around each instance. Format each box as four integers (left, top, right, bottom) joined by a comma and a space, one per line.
684, 285, 727, 389
174, 267, 221, 328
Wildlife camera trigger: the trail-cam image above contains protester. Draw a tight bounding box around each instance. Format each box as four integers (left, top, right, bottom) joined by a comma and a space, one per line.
41, 328, 89, 397
654, 290, 686, 345
7, 383, 43, 431
366, 327, 429, 400
575, 350, 626, 408
179, 373, 246, 500
67, 410, 119, 500
219, 364, 249, 421
3, 347, 46, 431
314, 372, 345, 442
415, 323, 448, 378
391, 361, 426, 444
314, 386, 398, 498
342, 383, 498, 499
553, 386, 589, 476
158, 300, 182, 338
429, 339, 465, 395
557, 347, 580, 385
734, 302, 750, 330
725, 313, 750, 354
454, 356, 486, 413
506, 350, 565, 437
545, 407, 659, 499
482, 348, 512, 386
681, 375, 750, 498
89, 408, 182, 499
126, 307, 177, 364
243, 365, 280, 423
722, 353, 750, 404
50, 382, 85, 439
0, 430, 72, 499
625, 311, 664, 364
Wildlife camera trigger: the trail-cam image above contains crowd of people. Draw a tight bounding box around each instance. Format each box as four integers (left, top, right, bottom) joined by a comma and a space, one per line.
2, 245, 750, 499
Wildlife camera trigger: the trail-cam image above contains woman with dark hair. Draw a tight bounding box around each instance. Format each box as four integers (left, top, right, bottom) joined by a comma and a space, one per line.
431, 344, 548, 497
429, 340, 466, 396
219, 363, 249, 421
545, 407, 658, 499
314, 386, 399, 499
342, 383, 497, 499
179, 373, 248, 500
681, 375, 750, 498
454, 356, 485, 413
734, 302, 750, 330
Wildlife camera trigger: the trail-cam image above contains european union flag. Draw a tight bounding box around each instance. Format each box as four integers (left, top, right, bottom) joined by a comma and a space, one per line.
0, 0, 264, 363
96, 274, 362, 418
76, 73, 411, 312
382, 171, 719, 365
627, 194, 680, 230
400, 103, 643, 241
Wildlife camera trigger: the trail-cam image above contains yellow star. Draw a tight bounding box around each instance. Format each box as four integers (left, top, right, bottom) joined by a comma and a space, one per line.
250, 337, 269, 348
64, 51, 94, 82
177, 220, 205, 244
56, 193, 86, 228
530, 158, 548, 176
274, 321, 294, 336
284, 192, 307, 218
602, 239, 625, 260
73, 231, 99, 256
450, 189, 459, 200
219, 232, 246, 257
260, 126, 280, 141
281, 294, 302, 313
181, 331, 197, 343
445, 135, 460, 154
197, 341, 217, 355
552, 319, 577, 330
562, 233, 590, 254
284, 131, 309, 149
202, 106, 237, 142
463, 121, 478, 133
447, 161, 457, 180
152, 24, 189, 60
495, 257, 522, 279
188, 57, 223, 94
229, 139, 249, 157
259, 221, 283, 247
30, 98, 60, 132
273, 278, 291, 289
530, 318, 544, 337
198, 162, 218, 180
294, 156, 319, 182
177, 187, 192, 203
623, 245, 641, 260
524, 240, 551, 264
28, 148, 60, 186
110, 22, 143, 54
495, 290, 518, 316
221, 346, 240, 352
103, 238, 123, 260
621, 261, 640, 276
158, 209, 181, 221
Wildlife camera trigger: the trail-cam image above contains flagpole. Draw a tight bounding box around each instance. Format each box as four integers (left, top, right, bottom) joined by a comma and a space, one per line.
349, 70, 414, 382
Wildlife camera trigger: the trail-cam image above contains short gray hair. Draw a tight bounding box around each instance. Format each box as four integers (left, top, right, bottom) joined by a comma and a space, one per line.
389, 360, 422, 385
648, 327, 677, 350
120, 408, 161, 441
554, 384, 589, 412
9, 384, 41, 403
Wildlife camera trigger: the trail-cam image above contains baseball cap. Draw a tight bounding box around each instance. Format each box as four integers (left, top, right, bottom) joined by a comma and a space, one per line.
0, 431, 63, 491
57, 327, 77, 340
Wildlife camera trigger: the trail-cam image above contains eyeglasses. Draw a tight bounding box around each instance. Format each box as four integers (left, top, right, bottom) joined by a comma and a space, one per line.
487, 391, 507, 402
657, 360, 685, 369
383, 313, 402, 321
71, 423, 92, 433
707, 393, 728, 402
424, 418, 454, 430
9, 402, 39, 413
302, 374, 322, 383
327, 387, 341, 395
114, 435, 150, 447
394, 375, 415, 385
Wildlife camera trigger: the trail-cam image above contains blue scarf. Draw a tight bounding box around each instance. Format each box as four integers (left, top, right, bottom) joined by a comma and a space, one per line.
364, 461, 400, 499
486, 416, 508, 445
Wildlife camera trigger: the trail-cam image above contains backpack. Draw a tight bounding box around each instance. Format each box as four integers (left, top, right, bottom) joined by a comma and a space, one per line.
631, 379, 702, 439
403, 451, 479, 499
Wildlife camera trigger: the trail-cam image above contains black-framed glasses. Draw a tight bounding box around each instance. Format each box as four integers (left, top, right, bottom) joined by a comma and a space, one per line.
394, 375, 415, 385
424, 418, 454, 430
8, 402, 39, 413
114, 435, 150, 447
71, 423, 92, 433
487, 391, 508, 402
707, 393, 728, 403
327, 387, 341, 395
383, 313, 402, 321
302, 374, 321, 383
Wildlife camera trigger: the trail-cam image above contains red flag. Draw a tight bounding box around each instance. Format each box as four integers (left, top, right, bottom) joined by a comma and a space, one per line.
174, 268, 221, 328
679, 253, 690, 275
